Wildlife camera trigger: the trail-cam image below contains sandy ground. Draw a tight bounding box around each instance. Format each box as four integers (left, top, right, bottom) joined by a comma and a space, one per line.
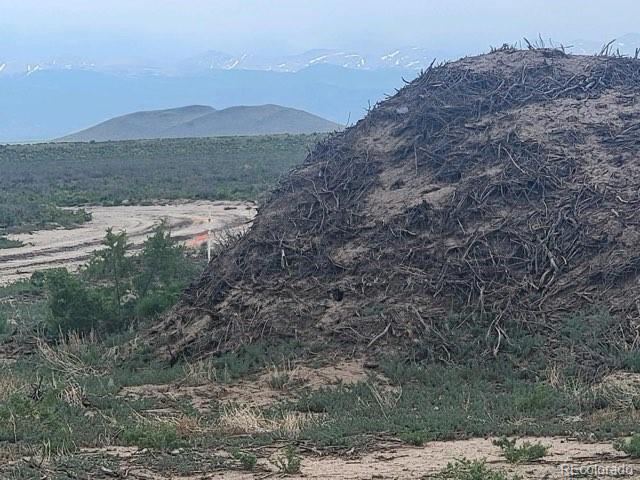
97, 438, 637, 479
0, 201, 256, 285
103, 361, 640, 479
4, 358, 640, 478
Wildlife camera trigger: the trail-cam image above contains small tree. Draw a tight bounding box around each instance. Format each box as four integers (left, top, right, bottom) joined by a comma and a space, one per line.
45, 224, 200, 335
135, 222, 185, 295
89, 229, 131, 323
133, 223, 199, 319
45, 269, 113, 334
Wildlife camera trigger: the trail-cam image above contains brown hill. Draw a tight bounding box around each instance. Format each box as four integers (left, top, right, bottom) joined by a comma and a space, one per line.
147, 47, 640, 371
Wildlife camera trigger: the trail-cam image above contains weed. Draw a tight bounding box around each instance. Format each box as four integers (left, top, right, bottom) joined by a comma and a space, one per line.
614, 434, 640, 457
493, 437, 549, 463
400, 430, 429, 446
0, 237, 24, 249
429, 458, 521, 480
138, 451, 228, 475
212, 341, 302, 383
512, 384, 556, 413
232, 449, 258, 470
268, 367, 293, 390
622, 351, 640, 373
297, 360, 581, 448
120, 421, 188, 450
0, 311, 7, 335
271, 446, 301, 475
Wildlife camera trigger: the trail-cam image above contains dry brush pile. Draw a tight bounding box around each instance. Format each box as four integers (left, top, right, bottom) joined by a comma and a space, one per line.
149, 47, 640, 370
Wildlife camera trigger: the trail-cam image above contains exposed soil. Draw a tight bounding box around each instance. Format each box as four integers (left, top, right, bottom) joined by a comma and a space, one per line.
3, 357, 640, 479
30, 438, 635, 479
0, 201, 256, 285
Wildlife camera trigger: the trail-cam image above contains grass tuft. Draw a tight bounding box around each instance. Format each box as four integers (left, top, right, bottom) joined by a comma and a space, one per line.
232, 449, 258, 470
492, 437, 549, 463
429, 458, 521, 480
271, 446, 301, 475
614, 434, 640, 457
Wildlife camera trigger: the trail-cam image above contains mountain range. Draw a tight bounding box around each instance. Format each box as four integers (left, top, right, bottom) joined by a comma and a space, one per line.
56, 104, 341, 142
0, 47, 447, 77
3, 36, 640, 78
4, 36, 640, 143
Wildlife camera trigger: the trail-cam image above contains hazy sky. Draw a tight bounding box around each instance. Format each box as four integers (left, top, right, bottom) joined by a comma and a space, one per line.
1, 0, 639, 61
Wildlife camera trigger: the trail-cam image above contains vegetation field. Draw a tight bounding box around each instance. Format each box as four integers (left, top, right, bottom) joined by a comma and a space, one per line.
0, 134, 319, 234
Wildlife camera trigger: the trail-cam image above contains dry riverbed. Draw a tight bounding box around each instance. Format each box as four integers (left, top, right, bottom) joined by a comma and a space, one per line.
0, 201, 256, 285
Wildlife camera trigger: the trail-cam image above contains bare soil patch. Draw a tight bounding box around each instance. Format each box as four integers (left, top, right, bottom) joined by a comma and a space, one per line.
0, 201, 255, 285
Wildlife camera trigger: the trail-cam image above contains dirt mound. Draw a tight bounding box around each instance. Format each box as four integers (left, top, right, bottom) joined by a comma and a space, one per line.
148, 48, 640, 367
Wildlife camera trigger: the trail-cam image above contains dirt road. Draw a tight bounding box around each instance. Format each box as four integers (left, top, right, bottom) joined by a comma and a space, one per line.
0, 201, 256, 285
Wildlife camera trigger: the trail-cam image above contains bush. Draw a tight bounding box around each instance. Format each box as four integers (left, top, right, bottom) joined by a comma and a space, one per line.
0, 312, 7, 335
400, 430, 429, 446
45, 269, 116, 334
622, 351, 640, 373
232, 450, 258, 470
135, 289, 180, 318
493, 437, 549, 463
614, 434, 640, 457
120, 422, 186, 450
434, 458, 521, 480
271, 446, 301, 474
45, 225, 203, 335
0, 236, 23, 249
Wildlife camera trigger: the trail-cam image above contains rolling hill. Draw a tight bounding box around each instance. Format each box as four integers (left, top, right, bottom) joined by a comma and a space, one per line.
56, 104, 342, 142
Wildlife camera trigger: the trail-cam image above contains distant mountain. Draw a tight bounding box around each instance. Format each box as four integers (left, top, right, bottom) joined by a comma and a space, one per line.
56, 104, 341, 142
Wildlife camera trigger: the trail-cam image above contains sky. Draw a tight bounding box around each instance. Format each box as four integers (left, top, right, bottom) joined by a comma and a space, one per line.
1, 0, 640, 61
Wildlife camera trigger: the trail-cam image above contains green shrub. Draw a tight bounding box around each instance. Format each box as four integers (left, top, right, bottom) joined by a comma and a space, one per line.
45, 269, 117, 334
513, 384, 555, 412
44, 225, 203, 335
400, 430, 429, 446
614, 434, 640, 457
622, 352, 640, 373
0, 236, 23, 249
120, 422, 186, 450
493, 437, 549, 463
433, 458, 521, 480
232, 450, 258, 470
271, 446, 301, 474
135, 289, 179, 318
0, 312, 7, 335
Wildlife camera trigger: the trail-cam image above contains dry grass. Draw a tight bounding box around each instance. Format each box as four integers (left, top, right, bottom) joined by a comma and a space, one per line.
545, 363, 586, 399
277, 412, 318, 439
36, 331, 107, 377
218, 404, 318, 437
219, 405, 272, 435
182, 358, 218, 386
592, 372, 640, 410
0, 373, 23, 402
57, 381, 87, 408
266, 362, 307, 390
367, 382, 402, 420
